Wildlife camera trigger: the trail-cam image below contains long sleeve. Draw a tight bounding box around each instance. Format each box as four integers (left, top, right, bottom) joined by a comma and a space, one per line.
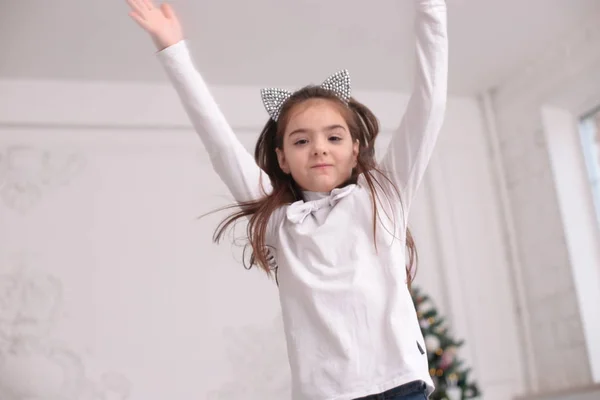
379, 0, 448, 217
156, 41, 272, 203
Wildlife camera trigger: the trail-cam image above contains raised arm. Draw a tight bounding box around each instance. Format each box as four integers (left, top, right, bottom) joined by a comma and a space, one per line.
380, 0, 448, 215
127, 0, 271, 202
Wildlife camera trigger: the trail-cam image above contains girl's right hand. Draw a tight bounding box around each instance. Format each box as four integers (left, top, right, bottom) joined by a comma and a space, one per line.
126, 0, 183, 51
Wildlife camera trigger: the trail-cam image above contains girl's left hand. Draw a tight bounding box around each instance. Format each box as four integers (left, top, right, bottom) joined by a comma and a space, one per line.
126, 0, 183, 51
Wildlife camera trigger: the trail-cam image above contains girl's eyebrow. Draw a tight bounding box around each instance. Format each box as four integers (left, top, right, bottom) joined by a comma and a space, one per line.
324, 124, 347, 132
288, 125, 346, 137
288, 128, 312, 137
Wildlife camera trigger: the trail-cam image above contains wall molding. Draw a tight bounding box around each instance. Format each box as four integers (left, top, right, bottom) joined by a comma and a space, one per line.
0, 80, 412, 133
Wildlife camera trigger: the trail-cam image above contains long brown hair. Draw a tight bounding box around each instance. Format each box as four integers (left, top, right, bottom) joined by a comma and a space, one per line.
211, 86, 417, 286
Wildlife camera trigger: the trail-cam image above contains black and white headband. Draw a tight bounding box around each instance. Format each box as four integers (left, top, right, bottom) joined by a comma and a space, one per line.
260, 69, 351, 121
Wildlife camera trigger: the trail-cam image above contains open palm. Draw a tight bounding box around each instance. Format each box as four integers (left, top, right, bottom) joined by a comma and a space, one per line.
126, 0, 183, 50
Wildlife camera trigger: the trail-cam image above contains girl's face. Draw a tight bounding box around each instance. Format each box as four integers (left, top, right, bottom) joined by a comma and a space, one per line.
276, 99, 359, 193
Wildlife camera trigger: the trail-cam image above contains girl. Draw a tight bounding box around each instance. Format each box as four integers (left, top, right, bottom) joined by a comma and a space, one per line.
126, 0, 447, 399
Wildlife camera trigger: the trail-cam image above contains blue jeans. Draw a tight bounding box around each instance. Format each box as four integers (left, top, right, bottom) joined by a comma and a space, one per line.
353, 380, 428, 400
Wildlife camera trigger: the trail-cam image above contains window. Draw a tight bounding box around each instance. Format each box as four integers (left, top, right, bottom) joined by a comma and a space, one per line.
579, 107, 600, 227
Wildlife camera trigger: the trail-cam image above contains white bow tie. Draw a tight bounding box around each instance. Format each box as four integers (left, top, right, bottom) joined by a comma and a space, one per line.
286, 184, 357, 224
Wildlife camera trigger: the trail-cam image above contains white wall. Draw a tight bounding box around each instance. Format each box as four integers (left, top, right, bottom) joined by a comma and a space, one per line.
0, 123, 287, 399
488, 7, 600, 397
0, 78, 522, 399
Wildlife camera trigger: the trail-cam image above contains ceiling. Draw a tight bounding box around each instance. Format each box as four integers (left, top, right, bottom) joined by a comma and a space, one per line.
1, 0, 598, 95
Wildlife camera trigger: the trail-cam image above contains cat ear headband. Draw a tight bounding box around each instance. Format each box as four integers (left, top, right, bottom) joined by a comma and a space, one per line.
260, 69, 351, 121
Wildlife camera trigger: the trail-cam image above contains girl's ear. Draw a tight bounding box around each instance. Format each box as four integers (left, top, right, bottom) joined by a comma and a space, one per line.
276, 148, 291, 174
352, 140, 359, 167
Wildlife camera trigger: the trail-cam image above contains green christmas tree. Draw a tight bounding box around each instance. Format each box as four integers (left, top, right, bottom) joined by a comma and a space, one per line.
411, 287, 482, 400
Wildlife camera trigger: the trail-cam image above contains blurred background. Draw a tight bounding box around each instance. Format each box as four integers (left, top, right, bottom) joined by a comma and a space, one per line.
1, 0, 599, 399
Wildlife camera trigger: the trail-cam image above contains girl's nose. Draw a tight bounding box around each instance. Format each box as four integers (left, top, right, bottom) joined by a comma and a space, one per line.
312, 138, 328, 155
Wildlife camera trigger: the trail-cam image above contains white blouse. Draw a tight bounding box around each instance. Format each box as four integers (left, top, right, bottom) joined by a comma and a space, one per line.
156, 1, 448, 398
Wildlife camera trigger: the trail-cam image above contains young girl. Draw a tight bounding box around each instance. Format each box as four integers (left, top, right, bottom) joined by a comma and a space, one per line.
126, 0, 447, 399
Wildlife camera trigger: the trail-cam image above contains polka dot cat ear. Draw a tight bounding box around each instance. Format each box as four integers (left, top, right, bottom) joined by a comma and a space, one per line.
259, 87, 293, 122
260, 69, 352, 121
320, 69, 351, 104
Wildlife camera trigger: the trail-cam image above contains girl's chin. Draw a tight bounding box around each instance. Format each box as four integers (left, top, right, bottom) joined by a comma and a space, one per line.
302, 180, 346, 193
294, 171, 353, 193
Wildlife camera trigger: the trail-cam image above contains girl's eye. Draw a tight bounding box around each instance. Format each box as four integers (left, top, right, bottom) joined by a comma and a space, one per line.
294, 139, 308, 146
329, 136, 342, 142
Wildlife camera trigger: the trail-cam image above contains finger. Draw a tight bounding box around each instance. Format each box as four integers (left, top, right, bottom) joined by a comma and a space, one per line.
126, 0, 148, 15
141, 0, 156, 11
128, 11, 151, 30
160, 3, 175, 19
